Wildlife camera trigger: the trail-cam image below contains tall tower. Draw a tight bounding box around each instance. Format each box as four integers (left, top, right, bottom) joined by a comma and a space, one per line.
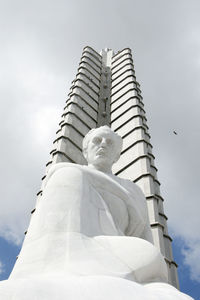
35, 46, 179, 288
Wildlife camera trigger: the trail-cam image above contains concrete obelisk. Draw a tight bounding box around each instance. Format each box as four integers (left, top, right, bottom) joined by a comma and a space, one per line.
32, 46, 179, 288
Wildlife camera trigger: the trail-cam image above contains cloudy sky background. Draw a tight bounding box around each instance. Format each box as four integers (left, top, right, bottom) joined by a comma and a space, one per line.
0, 0, 200, 298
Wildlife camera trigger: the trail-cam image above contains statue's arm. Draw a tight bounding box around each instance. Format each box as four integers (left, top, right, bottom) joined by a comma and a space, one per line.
135, 185, 153, 243
121, 179, 153, 243
140, 222, 153, 243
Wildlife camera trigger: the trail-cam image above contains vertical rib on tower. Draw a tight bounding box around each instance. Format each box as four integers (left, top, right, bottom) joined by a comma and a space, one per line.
34, 46, 179, 288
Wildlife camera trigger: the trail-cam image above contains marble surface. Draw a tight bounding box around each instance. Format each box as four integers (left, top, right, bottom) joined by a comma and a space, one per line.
0, 126, 194, 299
10, 163, 167, 283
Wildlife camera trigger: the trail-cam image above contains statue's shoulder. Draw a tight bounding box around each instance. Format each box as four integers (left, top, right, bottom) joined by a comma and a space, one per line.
45, 162, 84, 184
119, 177, 143, 193
48, 162, 76, 173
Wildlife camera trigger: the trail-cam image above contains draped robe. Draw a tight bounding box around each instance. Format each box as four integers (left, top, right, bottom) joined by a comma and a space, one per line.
10, 163, 167, 283
0, 163, 194, 299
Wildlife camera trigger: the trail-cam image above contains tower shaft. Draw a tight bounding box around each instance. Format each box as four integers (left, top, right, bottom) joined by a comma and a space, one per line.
35, 46, 179, 288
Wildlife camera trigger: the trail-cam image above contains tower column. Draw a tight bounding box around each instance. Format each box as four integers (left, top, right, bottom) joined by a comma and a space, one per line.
32, 46, 179, 288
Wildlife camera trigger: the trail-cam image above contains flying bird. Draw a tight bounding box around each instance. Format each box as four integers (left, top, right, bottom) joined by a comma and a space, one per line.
173, 130, 178, 135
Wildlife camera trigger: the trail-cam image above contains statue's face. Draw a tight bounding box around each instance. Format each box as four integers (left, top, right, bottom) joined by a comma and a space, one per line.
85, 130, 119, 168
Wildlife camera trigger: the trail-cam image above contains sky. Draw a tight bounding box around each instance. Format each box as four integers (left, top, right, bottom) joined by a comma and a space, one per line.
0, 0, 200, 298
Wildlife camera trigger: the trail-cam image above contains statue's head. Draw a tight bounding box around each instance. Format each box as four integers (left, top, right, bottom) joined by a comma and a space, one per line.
82, 126, 123, 172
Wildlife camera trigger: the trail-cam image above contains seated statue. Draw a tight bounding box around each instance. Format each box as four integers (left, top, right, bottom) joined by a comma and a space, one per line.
0, 126, 193, 299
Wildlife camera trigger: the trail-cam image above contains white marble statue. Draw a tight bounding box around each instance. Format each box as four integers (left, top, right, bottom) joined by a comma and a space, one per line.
0, 126, 193, 299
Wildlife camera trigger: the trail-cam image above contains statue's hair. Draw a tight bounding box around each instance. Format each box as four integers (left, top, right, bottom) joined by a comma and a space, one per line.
82, 126, 123, 163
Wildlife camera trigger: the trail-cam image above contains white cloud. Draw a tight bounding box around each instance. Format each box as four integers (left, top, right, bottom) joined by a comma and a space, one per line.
0, 228, 23, 247
182, 240, 200, 282
0, 37, 67, 246
30, 106, 62, 147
